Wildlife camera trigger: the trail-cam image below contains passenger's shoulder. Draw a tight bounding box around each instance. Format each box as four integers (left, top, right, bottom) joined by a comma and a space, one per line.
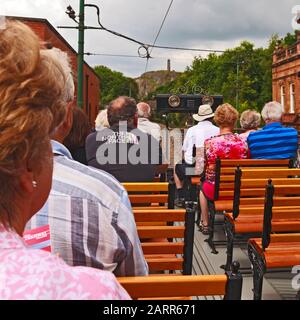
284, 127, 298, 134
55, 157, 126, 192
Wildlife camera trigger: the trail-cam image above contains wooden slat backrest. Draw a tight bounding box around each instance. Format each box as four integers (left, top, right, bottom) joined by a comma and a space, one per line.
240, 178, 300, 189
135, 205, 195, 274
269, 233, 300, 243
261, 181, 300, 250
129, 194, 168, 204
238, 206, 300, 216
273, 185, 300, 196
232, 168, 300, 219
123, 182, 169, 192
240, 168, 300, 179
219, 159, 291, 167
123, 181, 175, 208
142, 242, 184, 255
273, 197, 300, 206
222, 184, 300, 198
215, 159, 292, 199
133, 209, 186, 222
217, 178, 300, 190
138, 226, 185, 239
118, 275, 228, 299
234, 197, 300, 211
218, 169, 295, 185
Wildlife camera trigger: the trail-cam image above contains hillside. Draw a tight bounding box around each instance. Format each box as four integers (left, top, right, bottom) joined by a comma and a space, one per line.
135, 70, 181, 99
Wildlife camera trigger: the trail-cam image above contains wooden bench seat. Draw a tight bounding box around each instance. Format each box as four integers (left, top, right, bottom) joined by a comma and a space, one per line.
134, 206, 196, 275
249, 236, 300, 268
222, 168, 300, 271
247, 182, 300, 300
205, 159, 292, 254
118, 262, 242, 300
123, 181, 176, 209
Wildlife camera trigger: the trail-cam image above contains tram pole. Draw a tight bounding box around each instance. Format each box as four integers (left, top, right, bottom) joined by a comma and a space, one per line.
77, 0, 85, 109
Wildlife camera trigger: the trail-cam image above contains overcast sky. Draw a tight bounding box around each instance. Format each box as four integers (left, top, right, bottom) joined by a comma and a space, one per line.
1, 0, 300, 77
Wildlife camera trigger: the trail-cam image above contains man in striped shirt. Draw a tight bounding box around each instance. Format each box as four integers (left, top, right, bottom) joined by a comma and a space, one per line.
27, 139, 148, 276
247, 101, 298, 160
26, 48, 148, 277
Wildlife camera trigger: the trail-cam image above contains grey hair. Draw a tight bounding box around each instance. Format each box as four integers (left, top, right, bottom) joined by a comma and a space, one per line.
261, 101, 283, 122
41, 47, 75, 103
137, 102, 151, 118
240, 109, 261, 130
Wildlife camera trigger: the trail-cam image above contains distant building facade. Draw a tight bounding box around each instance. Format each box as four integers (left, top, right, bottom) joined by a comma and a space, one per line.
9, 16, 100, 125
272, 34, 300, 129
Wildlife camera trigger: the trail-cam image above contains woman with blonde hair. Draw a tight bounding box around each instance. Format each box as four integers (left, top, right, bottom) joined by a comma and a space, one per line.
198, 104, 248, 234
0, 20, 129, 300
239, 109, 261, 139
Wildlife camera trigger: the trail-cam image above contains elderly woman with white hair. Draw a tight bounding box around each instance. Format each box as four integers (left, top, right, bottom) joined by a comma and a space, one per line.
247, 101, 298, 159
239, 109, 261, 140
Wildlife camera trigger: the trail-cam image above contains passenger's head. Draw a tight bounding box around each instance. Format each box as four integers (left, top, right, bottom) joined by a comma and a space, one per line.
137, 102, 151, 119
95, 109, 109, 130
107, 96, 137, 127
240, 110, 261, 131
64, 107, 91, 151
0, 20, 67, 232
46, 48, 75, 143
214, 103, 239, 130
261, 101, 283, 124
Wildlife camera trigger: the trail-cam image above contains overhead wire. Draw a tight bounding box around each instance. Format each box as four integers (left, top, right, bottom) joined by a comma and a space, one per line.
145, 0, 174, 73
63, 3, 226, 71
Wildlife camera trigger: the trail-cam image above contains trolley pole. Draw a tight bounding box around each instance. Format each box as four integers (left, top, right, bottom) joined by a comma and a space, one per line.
77, 0, 85, 109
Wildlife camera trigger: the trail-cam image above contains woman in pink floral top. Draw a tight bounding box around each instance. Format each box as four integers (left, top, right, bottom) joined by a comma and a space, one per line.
198, 104, 248, 234
0, 20, 130, 300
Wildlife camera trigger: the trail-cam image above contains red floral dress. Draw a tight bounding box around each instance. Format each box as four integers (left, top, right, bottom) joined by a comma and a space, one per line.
202, 133, 248, 200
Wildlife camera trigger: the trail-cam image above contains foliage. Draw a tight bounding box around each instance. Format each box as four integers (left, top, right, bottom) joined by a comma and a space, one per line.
150, 36, 282, 127
282, 31, 297, 47
94, 65, 139, 107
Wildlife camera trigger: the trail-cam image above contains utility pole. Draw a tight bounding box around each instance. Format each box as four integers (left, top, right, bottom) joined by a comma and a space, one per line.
236, 61, 245, 110
77, 0, 85, 109
236, 62, 239, 109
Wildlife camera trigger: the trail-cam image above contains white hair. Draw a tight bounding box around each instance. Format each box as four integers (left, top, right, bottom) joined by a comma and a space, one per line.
95, 109, 109, 130
261, 101, 283, 122
41, 47, 75, 103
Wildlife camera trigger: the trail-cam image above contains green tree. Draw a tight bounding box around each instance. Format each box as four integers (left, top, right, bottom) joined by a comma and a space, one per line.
94, 65, 138, 107
151, 37, 280, 128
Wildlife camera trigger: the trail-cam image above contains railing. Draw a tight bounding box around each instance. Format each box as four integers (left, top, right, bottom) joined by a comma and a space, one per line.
275, 44, 299, 62
288, 44, 297, 56
276, 49, 286, 61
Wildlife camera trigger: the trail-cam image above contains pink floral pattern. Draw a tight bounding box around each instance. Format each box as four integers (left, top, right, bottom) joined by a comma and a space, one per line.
0, 225, 131, 300
204, 133, 248, 184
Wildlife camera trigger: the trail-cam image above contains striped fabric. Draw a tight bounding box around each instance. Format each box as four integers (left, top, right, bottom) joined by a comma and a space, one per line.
247, 122, 298, 159
26, 140, 148, 277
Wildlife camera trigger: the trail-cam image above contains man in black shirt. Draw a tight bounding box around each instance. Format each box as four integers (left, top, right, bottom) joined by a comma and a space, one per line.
86, 96, 164, 182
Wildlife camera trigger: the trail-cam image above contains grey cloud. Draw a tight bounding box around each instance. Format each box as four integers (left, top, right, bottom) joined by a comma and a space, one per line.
1, 0, 299, 77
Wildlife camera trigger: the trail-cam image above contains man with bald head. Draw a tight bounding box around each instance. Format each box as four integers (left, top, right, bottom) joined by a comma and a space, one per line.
86, 96, 163, 182
137, 102, 161, 141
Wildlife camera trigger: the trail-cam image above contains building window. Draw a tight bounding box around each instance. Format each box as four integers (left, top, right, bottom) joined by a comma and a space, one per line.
280, 85, 285, 109
290, 83, 295, 113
